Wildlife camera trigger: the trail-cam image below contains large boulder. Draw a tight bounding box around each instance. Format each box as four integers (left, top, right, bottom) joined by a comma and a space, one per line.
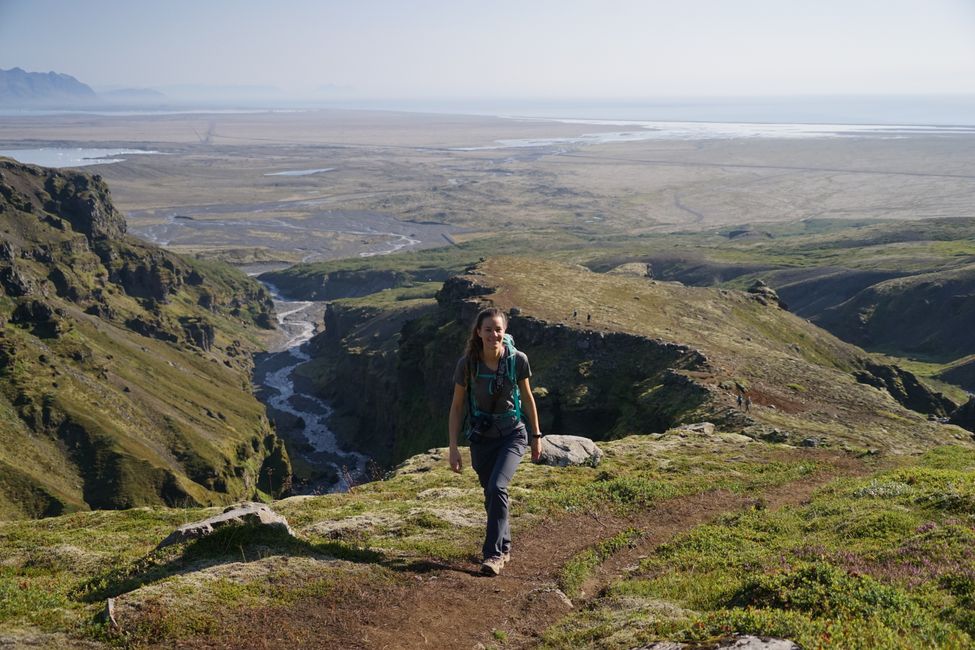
537, 435, 603, 467
156, 502, 294, 549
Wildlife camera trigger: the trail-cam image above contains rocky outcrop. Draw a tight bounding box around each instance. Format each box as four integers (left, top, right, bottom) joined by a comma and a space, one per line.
180, 317, 215, 351
747, 279, 787, 309
124, 316, 179, 343
95, 244, 184, 301
156, 502, 294, 549
854, 361, 956, 417
0, 264, 35, 296
42, 171, 126, 242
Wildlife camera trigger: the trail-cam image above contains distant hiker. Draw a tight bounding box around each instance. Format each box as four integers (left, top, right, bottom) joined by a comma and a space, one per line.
448, 307, 542, 576
573, 309, 577, 319
744, 395, 752, 411
736, 394, 743, 409
586, 313, 591, 323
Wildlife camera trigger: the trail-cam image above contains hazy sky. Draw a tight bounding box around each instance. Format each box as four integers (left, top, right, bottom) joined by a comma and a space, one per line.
1, 0, 974, 98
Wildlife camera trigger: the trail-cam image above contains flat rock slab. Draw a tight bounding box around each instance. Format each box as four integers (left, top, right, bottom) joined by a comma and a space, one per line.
639, 637, 799, 650
675, 422, 715, 436
156, 502, 294, 549
538, 435, 603, 467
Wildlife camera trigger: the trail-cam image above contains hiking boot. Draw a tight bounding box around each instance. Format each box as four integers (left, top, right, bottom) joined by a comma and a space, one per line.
480, 556, 504, 576
501, 551, 511, 565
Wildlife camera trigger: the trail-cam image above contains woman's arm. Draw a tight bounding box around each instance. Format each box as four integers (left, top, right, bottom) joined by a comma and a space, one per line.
448, 383, 467, 473
518, 377, 543, 462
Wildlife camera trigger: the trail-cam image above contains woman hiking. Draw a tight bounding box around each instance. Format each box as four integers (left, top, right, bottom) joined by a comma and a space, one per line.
448, 307, 542, 576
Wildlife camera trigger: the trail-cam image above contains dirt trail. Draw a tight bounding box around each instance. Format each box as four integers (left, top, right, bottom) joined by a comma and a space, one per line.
174, 452, 871, 650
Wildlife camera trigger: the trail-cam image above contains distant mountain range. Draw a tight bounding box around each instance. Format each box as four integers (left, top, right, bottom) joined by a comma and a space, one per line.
0, 67, 292, 108
0, 67, 98, 106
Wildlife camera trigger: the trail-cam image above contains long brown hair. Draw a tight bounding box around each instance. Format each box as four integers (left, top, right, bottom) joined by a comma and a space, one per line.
464, 307, 507, 384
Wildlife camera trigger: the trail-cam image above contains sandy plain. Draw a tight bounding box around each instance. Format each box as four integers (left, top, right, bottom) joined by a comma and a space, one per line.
1, 109, 973, 262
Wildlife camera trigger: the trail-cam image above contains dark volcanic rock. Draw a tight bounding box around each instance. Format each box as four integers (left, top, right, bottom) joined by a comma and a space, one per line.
41, 170, 126, 242
0, 264, 35, 296
180, 316, 215, 351
854, 361, 956, 417
947, 398, 975, 435
97, 245, 183, 301
124, 316, 179, 343
11, 298, 56, 323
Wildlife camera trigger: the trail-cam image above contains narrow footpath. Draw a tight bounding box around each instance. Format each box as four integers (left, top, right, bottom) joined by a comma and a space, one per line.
173, 451, 871, 649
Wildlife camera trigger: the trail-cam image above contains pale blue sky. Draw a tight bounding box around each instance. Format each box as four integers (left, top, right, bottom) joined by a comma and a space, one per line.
1, 0, 973, 98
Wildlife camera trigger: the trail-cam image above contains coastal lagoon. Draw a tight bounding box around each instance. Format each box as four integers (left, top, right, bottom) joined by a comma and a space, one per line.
0, 147, 160, 167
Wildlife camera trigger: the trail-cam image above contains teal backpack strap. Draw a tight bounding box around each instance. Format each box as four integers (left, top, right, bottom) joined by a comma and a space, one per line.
467, 359, 485, 418
503, 334, 522, 421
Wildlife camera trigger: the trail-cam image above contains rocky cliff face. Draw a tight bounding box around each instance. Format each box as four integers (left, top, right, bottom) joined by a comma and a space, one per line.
0, 158, 288, 519
298, 257, 967, 469
304, 286, 713, 467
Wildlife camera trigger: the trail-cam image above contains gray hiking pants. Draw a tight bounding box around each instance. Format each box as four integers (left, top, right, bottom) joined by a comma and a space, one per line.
469, 425, 528, 560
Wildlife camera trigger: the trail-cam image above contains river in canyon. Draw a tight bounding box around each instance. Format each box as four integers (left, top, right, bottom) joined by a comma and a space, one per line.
253, 284, 373, 493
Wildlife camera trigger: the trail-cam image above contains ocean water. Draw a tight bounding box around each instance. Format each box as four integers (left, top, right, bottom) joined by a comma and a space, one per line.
452, 119, 975, 150
0, 147, 160, 168
368, 95, 975, 127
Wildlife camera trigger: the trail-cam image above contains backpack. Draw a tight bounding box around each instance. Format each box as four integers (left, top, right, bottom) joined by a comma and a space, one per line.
467, 333, 522, 424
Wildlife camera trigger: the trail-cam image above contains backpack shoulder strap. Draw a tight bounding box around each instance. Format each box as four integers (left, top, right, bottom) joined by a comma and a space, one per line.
503, 334, 522, 421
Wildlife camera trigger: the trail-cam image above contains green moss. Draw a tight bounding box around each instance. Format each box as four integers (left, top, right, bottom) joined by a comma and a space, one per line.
559, 529, 641, 597
546, 449, 975, 648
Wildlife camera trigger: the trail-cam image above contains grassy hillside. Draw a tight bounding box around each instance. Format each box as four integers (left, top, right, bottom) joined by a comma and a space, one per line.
0, 432, 971, 648
582, 218, 975, 372
0, 158, 290, 518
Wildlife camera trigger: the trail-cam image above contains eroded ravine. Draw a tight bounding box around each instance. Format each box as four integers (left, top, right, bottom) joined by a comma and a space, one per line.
254, 284, 370, 493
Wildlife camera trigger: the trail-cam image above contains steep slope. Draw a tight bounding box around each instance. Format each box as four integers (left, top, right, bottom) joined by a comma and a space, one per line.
814, 263, 975, 361
298, 257, 966, 468
0, 158, 289, 518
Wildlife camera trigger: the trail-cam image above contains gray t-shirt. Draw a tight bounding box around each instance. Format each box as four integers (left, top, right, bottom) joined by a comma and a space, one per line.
453, 351, 531, 417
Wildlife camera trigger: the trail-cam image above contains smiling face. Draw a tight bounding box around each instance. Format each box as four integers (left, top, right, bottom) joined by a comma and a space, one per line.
477, 314, 506, 357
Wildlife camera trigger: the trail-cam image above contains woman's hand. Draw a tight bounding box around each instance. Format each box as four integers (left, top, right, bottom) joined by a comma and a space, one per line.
449, 446, 463, 473
530, 436, 542, 463
448, 384, 467, 473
